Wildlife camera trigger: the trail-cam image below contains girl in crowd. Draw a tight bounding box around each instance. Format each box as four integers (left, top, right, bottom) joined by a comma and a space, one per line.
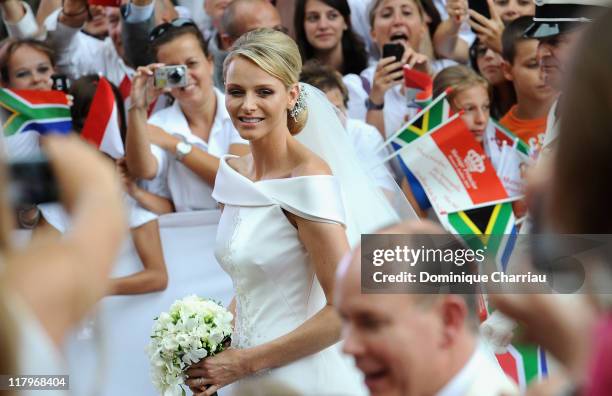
293, 0, 369, 76
433, 65, 491, 143
491, 0, 534, 23
470, 39, 515, 118
0, 39, 58, 229
127, 19, 249, 213
0, 39, 55, 90
185, 28, 405, 395
71, 75, 169, 295
403, 65, 491, 217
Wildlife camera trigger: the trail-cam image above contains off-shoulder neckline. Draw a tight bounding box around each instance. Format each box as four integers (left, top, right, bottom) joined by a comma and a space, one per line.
222, 155, 335, 185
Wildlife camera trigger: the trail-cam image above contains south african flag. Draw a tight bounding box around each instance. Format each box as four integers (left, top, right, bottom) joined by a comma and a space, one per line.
0, 89, 72, 136
442, 201, 517, 272
387, 88, 453, 150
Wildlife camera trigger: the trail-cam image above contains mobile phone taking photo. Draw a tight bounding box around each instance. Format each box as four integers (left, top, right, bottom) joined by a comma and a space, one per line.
8, 155, 59, 207
468, 0, 491, 19
51, 74, 70, 93
382, 43, 405, 81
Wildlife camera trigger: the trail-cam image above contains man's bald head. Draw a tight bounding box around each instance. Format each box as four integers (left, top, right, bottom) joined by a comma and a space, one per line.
220, 0, 283, 48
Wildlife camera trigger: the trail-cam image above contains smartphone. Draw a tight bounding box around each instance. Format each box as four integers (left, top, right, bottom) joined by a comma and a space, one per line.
8, 155, 59, 207
382, 42, 405, 62
468, 0, 491, 19
88, 0, 121, 7
51, 74, 70, 93
154, 65, 188, 89
382, 43, 405, 81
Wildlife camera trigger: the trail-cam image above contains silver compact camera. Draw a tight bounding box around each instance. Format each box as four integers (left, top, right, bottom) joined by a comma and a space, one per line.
154, 65, 188, 89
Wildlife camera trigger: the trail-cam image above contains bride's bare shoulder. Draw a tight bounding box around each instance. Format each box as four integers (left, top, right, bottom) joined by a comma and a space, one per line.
226, 154, 252, 178
292, 151, 332, 178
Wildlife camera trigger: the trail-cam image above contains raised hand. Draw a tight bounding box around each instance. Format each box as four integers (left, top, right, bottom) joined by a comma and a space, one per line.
446, 0, 469, 25
130, 64, 166, 112
468, 0, 504, 54
370, 46, 429, 106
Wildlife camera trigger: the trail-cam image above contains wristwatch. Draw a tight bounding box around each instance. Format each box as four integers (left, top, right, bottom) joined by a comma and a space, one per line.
365, 97, 384, 111
175, 141, 193, 161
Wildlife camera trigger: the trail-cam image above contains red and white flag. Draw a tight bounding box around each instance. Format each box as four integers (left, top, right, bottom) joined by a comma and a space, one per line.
81, 77, 125, 158
390, 116, 509, 216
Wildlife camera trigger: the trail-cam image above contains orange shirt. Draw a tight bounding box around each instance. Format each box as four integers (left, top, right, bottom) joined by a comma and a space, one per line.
499, 105, 547, 153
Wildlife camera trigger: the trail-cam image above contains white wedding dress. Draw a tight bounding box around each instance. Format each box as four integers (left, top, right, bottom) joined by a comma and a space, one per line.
212, 155, 367, 396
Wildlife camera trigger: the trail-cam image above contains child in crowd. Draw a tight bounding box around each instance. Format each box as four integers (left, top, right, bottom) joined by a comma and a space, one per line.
405, 65, 492, 217
300, 61, 393, 190
500, 16, 558, 154
433, 65, 491, 143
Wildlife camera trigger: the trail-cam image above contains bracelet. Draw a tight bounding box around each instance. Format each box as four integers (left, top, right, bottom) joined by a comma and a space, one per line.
365, 97, 384, 111
61, 6, 88, 17
17, 206, 41, 230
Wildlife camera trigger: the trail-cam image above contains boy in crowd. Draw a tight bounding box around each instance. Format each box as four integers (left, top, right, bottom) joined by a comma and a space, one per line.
500, 16, 558, 154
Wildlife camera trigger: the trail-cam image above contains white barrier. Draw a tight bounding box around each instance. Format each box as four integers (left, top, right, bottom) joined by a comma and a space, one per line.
62, 210, 234, 396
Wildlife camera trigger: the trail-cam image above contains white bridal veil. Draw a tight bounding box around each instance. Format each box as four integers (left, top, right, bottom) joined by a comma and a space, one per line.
295, 84, 418, 246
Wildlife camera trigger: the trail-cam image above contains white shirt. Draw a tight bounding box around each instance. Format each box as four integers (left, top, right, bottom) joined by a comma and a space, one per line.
39, 195, 158, 233
436, 342, 518, 396
1, 1, 41, 39
542, 98, 559, 149
345, 118, 395, 191
44, 9, 133, 86
147, 89, 247, 212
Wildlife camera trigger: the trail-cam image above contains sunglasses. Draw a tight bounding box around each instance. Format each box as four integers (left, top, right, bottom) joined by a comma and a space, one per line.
149, 18, 198, 42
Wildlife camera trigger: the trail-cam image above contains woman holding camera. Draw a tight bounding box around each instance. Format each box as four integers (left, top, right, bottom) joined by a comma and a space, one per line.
127, 19, 249, 212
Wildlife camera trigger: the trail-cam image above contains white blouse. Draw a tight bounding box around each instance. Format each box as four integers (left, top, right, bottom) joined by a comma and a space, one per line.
147, 88, 247, 212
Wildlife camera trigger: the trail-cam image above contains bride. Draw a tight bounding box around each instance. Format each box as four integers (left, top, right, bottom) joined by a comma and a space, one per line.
185, 28, 412, 395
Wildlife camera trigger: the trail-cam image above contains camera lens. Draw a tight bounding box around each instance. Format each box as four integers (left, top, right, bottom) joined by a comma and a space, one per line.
168, 68, 185, 83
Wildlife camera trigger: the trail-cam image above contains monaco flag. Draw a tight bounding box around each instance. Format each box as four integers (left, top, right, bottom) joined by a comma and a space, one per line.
81, 77, 125, 158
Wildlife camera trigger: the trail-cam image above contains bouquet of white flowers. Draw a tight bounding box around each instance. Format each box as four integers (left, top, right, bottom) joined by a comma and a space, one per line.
147, 295, 233, 396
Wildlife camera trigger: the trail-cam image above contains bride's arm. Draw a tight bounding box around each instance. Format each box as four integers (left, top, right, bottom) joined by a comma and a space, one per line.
247, 216, 346, 366
186, 218, 348, 394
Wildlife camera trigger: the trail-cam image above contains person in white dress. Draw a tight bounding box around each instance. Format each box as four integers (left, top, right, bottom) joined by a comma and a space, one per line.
184, 28, 413, 395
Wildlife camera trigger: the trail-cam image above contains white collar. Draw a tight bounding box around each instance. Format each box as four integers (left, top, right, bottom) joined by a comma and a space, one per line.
163, 88, 229, 146
436, 342, 483, 396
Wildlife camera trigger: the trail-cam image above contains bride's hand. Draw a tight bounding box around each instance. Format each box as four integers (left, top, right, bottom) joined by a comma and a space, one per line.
185, 348, 253, 395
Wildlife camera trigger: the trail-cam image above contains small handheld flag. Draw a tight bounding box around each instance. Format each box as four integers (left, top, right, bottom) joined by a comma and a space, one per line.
0, 89, 72, 136
80, 77, 125, 158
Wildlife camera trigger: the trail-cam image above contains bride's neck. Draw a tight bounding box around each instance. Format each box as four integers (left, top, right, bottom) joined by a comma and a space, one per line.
250, 127, 294, 181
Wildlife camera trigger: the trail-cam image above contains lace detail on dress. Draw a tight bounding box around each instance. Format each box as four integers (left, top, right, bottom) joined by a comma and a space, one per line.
219, 208, 256, 350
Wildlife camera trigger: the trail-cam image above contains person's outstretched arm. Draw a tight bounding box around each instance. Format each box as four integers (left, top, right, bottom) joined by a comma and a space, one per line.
2, 135, 127, 347
107, 219, 168, 295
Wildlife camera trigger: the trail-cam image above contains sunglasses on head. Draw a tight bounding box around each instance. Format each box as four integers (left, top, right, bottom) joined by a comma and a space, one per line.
149, 18, 198, 42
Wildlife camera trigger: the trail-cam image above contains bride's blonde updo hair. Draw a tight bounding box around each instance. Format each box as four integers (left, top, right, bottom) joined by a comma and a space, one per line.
223, 28, 308, 135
